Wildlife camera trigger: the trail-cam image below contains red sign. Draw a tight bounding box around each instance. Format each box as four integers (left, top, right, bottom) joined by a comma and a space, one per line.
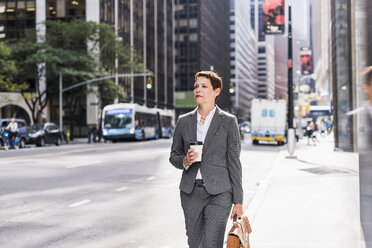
263, 0, 285, 34
287, 59, 292, 68
300, 47, 313, 75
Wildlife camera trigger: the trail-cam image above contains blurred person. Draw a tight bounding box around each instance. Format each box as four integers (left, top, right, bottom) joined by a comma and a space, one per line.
88, 125, 97, 143
361, 67, 372, 145
63, 126, 69, 144
319, 119, 327, 137
6, 118, 18, 148
87, 125, 92, 144
306, 121, 315, 145
169, 71, 243, 248
325, 119, 332, 134
360, 67, 372, 246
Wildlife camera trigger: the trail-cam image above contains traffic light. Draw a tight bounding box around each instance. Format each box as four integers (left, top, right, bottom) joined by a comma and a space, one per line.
146, 77, 153, 89
229, 82, 235, 94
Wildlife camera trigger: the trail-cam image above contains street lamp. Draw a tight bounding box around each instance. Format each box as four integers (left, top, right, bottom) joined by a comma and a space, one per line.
114, 37, 122, 103
99, 36, 123, 103
59, 73, 151, 132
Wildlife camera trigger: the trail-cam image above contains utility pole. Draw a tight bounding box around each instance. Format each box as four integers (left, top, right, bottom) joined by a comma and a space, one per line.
287, 1, 296, 158
59, 73, 63, 132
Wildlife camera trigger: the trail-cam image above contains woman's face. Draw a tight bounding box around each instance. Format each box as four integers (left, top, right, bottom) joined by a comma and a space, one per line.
193, 76, 221, 106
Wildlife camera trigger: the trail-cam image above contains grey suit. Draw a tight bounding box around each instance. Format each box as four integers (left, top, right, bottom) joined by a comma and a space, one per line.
169, 106, 243, 247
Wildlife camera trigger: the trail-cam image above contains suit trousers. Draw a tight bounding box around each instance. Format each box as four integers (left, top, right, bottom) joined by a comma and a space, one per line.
181, 185, 233, 248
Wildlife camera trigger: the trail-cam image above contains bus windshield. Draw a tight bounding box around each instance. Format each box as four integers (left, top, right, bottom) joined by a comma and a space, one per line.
104, 109, 133, 129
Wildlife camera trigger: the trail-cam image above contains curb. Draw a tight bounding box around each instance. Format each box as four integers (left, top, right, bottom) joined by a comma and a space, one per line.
244, 148, 286, 225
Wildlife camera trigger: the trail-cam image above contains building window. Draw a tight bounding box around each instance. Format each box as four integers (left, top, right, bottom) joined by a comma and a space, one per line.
258, 47, 266, 53
189, 18, 197, 28
0, 0, 36, 39
189, 33, 197, 41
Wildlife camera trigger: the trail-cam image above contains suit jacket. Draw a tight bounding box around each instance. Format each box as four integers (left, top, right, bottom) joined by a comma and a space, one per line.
169, 106, 243, 204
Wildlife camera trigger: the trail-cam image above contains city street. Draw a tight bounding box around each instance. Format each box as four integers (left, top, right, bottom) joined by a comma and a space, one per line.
0, 136, 282, 248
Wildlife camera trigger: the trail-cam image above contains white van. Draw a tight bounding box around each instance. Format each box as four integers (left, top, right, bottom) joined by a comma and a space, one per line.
251, 99, 286, 145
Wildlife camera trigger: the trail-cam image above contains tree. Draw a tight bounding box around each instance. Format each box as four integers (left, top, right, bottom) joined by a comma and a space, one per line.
0, 42, 27, 92
5, 19, 146, 134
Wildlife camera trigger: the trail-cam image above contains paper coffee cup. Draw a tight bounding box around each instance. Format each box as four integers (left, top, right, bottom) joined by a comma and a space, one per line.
190, 142, 203, 162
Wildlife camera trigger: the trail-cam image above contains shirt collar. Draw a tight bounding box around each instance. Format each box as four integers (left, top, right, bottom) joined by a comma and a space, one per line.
197, 106, 216, 123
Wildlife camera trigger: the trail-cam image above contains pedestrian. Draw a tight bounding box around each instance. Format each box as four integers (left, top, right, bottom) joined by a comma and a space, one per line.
319, 119, 327, 137
169, 71, 243, 248
87, 125, 92, 144
92, 125, 97, 143
6, 118, 18, 148
63, 126, 69, 144
306, 121, 315, 145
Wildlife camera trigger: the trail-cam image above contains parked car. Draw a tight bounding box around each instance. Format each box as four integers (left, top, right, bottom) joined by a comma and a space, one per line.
28, 122, 63, 147
0, 118, 30, 149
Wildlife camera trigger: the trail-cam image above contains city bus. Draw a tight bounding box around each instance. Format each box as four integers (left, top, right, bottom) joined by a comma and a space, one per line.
101, 103, 175, 141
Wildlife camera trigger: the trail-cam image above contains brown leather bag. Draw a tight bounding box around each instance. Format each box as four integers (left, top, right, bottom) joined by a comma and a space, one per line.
226, 215, 252, 248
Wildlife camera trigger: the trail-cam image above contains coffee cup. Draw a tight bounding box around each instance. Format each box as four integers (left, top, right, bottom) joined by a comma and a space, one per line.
190, 141, 203, 162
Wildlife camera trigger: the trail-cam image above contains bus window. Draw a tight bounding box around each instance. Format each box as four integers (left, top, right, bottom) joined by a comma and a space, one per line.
104, 111, 133, 128
161, 116, 172, 127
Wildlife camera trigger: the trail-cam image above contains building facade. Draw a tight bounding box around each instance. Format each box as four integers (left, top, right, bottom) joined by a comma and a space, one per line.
311, 0, 331, 105
256, 0, 275, 99
174, 0, 231, 116
230, 0, 258, 119
0, 0, 174, 137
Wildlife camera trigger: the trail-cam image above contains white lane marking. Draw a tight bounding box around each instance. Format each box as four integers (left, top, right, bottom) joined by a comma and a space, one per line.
114, 186, 128, 192
65, 160, 102, 168
146, 176, 156, 181
68, 199, 91, 208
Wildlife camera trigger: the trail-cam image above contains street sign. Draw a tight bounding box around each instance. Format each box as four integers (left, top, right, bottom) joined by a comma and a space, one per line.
300, 47, 313, 75
263, 0, 285, 34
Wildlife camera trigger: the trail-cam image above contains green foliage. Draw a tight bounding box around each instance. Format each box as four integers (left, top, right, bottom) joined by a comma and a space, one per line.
5, 18, 146, 124
0, 42, 28, 92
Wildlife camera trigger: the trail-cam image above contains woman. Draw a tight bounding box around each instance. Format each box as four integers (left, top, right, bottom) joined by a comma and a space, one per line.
169, 71, 243, 248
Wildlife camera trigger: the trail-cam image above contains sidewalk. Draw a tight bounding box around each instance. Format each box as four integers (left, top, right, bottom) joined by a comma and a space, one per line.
245, 135, 361, 248
65, 137, 103, 145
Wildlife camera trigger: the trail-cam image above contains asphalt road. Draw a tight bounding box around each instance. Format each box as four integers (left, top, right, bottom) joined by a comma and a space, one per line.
0, 137, 282, 248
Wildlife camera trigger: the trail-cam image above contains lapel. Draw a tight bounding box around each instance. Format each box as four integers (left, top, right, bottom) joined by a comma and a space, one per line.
202, 106, 222, 153
188, 108, 198, 142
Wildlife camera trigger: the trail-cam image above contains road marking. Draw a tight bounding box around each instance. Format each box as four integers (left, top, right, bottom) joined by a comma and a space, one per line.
68, 199, 90, 208
0, 142, 144, 161
114, 186, 128, 192
146, 176, 156, 181
65, 160, 103, 168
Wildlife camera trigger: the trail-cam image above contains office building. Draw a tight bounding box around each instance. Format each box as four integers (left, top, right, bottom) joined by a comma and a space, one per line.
0, 0, 174, 137
174, 0, 231, 116
230, 0, 258, 118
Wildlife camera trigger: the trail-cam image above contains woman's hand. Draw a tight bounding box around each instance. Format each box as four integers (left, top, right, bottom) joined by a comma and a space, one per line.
184, 149, 199, 166
230, 203, 243, 219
